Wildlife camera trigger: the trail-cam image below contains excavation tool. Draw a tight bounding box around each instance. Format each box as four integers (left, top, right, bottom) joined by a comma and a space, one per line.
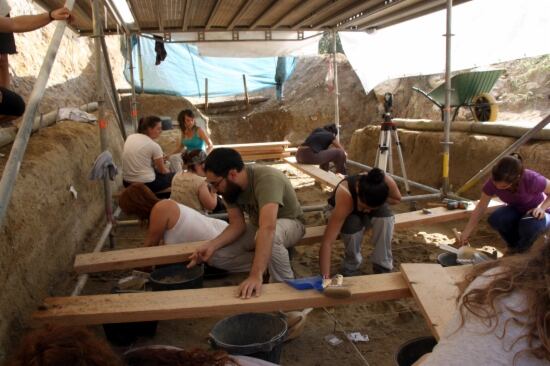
322, 274, 352, 299
374, 93, 411, 195
427, 200, 470, 210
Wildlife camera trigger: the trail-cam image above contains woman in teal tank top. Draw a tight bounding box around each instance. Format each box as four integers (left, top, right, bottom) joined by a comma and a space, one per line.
171, 109, 213, 156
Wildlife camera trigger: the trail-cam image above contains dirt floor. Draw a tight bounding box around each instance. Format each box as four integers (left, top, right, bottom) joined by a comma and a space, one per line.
57, 162, 505, 366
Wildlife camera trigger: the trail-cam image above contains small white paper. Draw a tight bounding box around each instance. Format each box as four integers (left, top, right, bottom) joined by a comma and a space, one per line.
324, 334, 343, 346
69, 185, 78, 199
346, 332, 369, 342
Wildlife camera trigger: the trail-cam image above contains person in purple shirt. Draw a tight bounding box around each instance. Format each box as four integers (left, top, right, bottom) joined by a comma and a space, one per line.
459, 154, 550, 253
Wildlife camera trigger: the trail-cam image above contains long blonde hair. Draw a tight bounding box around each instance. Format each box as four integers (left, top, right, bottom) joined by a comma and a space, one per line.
458, 235, 550, 363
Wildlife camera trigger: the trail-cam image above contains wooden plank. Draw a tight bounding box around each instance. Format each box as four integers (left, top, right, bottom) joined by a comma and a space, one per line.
74, 203, 502, 274
74, 225, 327, 274
33, 272, 411, 326
401, 263, 465, 340
241, 152, 290, 161
284, 156, 343, 188
214, 141, 290, 152
394, 199, 502, 230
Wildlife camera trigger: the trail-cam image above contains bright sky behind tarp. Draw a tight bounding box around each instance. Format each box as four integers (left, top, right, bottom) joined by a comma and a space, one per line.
339, 0, 550, 92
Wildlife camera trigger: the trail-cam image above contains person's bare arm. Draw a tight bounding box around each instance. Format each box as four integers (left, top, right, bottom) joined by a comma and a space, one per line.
529, 179, 550, 219
319, 187, 353, 277
385, 175, 402, 205
143, 201, 173, 247
238, 202, 279, 299
153, 157, 169, 174
187, 206, 247, 267
331, 139, 346, 153
197, 182, 218, 211
0, 7, 70, 33
459, 192, 492, 245
198, 127, 214, 153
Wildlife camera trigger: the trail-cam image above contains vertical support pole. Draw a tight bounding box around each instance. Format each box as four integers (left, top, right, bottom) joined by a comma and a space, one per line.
126, 34, 138, 132
0, 0, 76, 227
137, 35, 144, 94
243, 74, 249, 108
442, 0, 453, 195
92, 0, 115, 249
332, 29, 340, 143
205, 78, 209, 112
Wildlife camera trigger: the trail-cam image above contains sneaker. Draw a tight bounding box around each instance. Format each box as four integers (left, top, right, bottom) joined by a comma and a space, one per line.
341, 267, 362, 277
372, 263, 391, 274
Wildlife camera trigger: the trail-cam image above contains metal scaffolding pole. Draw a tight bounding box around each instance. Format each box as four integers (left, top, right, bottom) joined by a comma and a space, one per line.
456, 113, 550, 195
126, 34, 138, 131
100, 36, 127, 139
441, 0, 453, 194
0, 0, 76, 227
332, 29, 340, 142
72, 207, 120, 296
137, 35, 144, 94
92, 0, 115, 249
347, 160, 441, 194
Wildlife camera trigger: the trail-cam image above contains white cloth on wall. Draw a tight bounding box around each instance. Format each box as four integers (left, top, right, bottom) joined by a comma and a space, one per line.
339, 0, 550, 92
0, 0, 10, 17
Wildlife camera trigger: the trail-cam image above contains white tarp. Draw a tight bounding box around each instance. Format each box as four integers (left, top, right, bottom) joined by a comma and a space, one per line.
340, 0, 550, 92
185, 31, 322, 57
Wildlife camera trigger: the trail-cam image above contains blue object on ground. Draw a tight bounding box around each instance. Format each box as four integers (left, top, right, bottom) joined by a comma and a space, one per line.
285, 276, 324, 292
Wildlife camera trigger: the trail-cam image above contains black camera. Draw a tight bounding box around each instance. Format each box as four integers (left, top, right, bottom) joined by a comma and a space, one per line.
382, 92, 393, 122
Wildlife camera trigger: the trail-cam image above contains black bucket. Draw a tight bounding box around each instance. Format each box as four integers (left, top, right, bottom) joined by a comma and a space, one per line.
123, 345, 183, 366
395, 336, 437, 366
103, 321, 158, 347
160, 116, 172, 130
210, 313, 288, 364
150, 263, 204, 291
102, 286, 159, 346
437, 252, 460, 267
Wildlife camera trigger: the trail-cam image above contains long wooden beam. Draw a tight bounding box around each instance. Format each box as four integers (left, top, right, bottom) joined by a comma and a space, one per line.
214, 141, 290, 152
33, 272, 411, 326
73, 202, 502, 274
401, 263, 468, 340
284, 156, 342, 188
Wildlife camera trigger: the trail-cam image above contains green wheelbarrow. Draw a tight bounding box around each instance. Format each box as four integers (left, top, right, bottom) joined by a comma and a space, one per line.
413, 69, 504, 122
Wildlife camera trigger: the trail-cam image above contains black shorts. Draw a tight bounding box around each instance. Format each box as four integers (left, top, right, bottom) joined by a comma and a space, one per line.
0, 15, 16, 54
0, 87, 25, 116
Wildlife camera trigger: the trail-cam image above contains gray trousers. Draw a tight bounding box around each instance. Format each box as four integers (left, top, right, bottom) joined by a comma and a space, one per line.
208, 218, 305, 282
339, 204, 394, 271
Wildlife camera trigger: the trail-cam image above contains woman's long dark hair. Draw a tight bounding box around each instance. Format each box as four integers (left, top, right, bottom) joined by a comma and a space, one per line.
137, 116, 161, 134
118, 183, 160, 223
357, 168, 389, 207
491, 154, 524, 191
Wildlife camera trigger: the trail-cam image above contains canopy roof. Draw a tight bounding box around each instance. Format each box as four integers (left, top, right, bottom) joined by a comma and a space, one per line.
34, 0, 470, 37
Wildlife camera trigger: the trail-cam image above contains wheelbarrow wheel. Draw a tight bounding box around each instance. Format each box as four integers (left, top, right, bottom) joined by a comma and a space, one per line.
472, 93, 498, 122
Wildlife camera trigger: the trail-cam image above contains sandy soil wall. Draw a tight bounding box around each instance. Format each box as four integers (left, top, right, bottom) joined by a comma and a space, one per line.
348, 125, 550, 198
0, 0, 127, 358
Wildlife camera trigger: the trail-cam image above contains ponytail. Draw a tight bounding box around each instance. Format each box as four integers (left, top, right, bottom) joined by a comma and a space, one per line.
358, 168, 389, 207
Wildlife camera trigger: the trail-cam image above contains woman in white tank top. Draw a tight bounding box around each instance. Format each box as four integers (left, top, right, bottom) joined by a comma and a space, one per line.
118, 183, 227, 246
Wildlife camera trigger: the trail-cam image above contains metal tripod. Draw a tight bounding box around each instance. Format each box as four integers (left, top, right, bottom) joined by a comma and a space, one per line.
374, 93, 411, 194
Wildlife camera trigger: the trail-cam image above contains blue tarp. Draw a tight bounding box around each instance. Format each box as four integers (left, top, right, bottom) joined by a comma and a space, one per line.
123, 36, 296, 98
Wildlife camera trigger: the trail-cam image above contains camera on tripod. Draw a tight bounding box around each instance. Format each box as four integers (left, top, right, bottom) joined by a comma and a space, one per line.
382, 92, 393, 122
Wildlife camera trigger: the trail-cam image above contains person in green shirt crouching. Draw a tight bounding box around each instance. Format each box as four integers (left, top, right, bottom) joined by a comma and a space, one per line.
188, 148, 305, 299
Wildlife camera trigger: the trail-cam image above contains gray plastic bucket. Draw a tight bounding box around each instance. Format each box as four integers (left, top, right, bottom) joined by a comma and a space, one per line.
150, 263, 204, 291
210, 313, 287, 363
437, 252, 460, 267
395, 336, 437, 366
160, 116, 172, 130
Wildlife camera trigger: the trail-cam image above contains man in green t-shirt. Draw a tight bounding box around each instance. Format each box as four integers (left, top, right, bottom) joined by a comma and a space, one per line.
188, 148, 305, 298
